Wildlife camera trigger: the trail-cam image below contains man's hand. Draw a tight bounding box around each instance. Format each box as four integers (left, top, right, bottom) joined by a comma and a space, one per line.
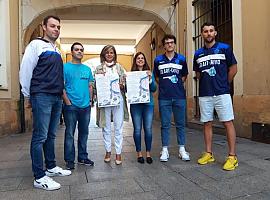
25, 98, 31, 108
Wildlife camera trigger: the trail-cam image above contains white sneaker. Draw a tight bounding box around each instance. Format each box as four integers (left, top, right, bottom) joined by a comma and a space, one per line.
34, 176, 61, 191
45, 166, 72, 177
160, 148, 169, 162
179, 149, 190, 161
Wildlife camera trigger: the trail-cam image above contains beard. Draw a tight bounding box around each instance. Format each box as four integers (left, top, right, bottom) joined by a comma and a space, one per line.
205, 37, 215, 44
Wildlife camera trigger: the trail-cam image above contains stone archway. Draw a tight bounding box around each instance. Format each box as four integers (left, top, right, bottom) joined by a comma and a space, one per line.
21, 1, 175, 48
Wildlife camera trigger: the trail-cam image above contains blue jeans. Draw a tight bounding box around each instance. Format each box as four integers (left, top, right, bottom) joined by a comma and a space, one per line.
30, 93, 62, 179
159, 99, 186, 147
63, 105, 90, 162
130, 104, 154, 152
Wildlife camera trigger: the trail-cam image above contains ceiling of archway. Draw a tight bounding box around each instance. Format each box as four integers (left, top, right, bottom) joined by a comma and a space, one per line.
60, 20, 153, 42
59, 20, 153, 54
22, 2, 173, 54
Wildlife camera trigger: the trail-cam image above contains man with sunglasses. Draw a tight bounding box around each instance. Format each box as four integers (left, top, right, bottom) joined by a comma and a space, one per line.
63, 42, 94, 170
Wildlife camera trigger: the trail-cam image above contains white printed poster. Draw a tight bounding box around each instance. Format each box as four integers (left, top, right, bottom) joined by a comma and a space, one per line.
126, 71, 150, 104
95, 73, 121, 107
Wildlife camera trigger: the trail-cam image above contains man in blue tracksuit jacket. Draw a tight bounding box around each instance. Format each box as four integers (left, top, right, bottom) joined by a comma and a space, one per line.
19, 15, 71, 191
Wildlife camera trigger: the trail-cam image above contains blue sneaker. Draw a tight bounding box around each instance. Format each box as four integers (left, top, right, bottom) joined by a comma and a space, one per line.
78, 159, 94, 166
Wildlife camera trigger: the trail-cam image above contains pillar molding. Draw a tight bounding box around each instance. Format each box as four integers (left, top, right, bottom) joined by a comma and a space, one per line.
232, 0, 243, 96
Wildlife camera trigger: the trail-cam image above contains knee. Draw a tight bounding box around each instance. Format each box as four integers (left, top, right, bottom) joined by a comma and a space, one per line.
204, 121, 212, 128
65, 131, 74, 139
161, 124, 170, 129
144, 126, 152, 134
32, 134, 47, 144
47, 134, 56, 140
223, 121, 234, 128
161, 119, 170, 128
133, 130, 141, 137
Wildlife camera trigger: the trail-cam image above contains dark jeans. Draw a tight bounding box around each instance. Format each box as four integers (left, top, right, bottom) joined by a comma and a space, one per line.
159, 99, 186, 147
30, 93, 62, 179
63, 104, 91, 162
130, 104, 154, 152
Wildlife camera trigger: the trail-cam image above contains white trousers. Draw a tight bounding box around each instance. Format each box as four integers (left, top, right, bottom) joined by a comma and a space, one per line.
102, 99, 124, 154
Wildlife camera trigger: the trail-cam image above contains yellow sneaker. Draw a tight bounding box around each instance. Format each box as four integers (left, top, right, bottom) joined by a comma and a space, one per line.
223, 155, 238, 171
198, 152, 215, 165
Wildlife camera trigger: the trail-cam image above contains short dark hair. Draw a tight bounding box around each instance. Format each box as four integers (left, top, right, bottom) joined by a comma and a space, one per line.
100, 45, 117, 63
201, 22, 216, 32
71, 42, 84, 51
131, 52, 150, 71
43, 15, 60, 26
161, 34, 176, 46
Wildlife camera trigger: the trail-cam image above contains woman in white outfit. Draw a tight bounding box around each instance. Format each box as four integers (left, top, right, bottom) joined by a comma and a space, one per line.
94, 45, 129, 165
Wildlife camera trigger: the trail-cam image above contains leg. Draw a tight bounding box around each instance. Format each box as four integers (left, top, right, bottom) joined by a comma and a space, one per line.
63, 104, 78, 163
113, 100, 124, 155
44, 95, 62, 170
77, 106, 91, 161
199, 96, 215, 153
223, 121, 236, 155
102, 107, 112, 153
159, 100, 172, 147
130, 104, 143, 154
159, 100, 172, 162
204, 121, 213, 153
142, 105, 154, 153
214, 94, 236, 155
197, 122, 215, 165
172, 99, 186, 146
223, 122, 238, 171
30, 94, 53, 179
197, 96, 215, 165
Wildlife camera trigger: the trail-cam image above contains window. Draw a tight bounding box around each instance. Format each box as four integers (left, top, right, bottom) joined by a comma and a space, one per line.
192, 0, 233, 118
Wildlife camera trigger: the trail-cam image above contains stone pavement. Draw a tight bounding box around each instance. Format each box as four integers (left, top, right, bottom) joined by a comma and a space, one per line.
0, 111, 270, 200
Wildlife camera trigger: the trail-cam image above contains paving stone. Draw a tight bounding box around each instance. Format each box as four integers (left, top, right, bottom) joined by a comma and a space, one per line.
86, 166, 144, 182
244, 158, 270, 171
0, 185, 70, 200
139, 160, 174, 176
70, 178, 143, 199
148, 171, 201, 196
0, 160, 31, 170
196, 160, 264, 181
199, 173, 270, 199
0, 177, 23, 191
93, 190, 173, 200
233, 192, 270, 200
0, 151, 26, 162
170, 189, 220, 200
0, 167, 32, 179
178, 168, 215, 185
133, 176, 160, 192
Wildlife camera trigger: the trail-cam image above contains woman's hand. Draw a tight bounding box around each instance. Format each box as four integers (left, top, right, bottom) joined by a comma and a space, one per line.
119, 74, 126, 90
146, 70, 152, 83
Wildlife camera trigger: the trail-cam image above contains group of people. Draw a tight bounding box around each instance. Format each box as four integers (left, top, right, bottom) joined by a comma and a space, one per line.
19, 15, 238, 191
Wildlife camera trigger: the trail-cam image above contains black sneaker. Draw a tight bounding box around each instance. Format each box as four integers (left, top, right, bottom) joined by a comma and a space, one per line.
78, 159, 94, 166
66, 162, 75, 170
